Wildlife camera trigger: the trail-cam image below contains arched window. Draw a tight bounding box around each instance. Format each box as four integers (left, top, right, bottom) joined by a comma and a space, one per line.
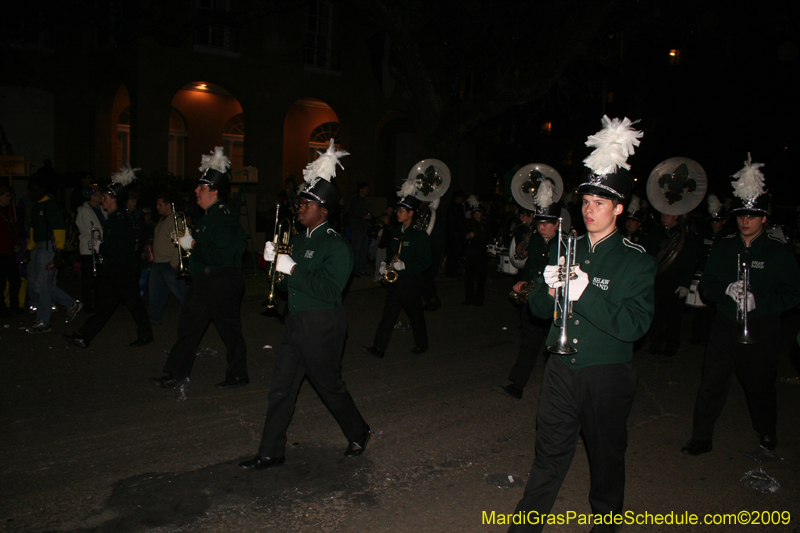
309, 122, 341, 161
168, 108, 188, 177
116, 107, 130, 170
223, 113, 244, 170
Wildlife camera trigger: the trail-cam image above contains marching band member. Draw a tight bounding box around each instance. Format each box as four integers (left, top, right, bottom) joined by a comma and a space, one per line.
682, 154, 800, 455
240, 139, 370, 470
363, 180, 431, 357
508, 117, 655, 532
150, 147, 248, 396
64, 166, 152, 348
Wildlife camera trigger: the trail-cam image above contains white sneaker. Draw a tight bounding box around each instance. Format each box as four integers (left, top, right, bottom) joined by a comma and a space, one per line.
65, 300, 84, 324
25, 320, 52, 333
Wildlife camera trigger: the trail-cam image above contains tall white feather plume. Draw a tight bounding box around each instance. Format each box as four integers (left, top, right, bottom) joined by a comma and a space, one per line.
731, 153, 765, 201
398, 179, 418, 198
302, 138, 350, 186
583, 116, 643, 175
199, 146, 231, 174
534, 178, 555, 208
466, 194, 479, 208
111, 164, 140, 186
707, 194, 722, 215
627, 195, 641, 215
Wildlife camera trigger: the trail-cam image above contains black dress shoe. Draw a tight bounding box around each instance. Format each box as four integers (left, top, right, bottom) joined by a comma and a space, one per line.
238, 456, 285, 471
362, 345, 385, 358
759, 433, 778, 450
150, 375, 184, 388
215, 376, 250, 389
344, 426, 371, 458
681, 439, 712, 455
129, 336, 154, 347
410, 345, 428, 354
64, 333, 89, 349
498, 383, 523, 400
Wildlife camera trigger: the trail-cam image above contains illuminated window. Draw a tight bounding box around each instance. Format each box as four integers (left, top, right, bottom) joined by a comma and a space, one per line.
223, 113, 245, 170
309, 122, 342, 161
541, 122, 552, 134
669, 49, 682, 66
117, 107, 130, 170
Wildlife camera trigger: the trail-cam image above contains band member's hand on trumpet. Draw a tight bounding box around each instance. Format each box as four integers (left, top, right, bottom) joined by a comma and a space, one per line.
543, 256, 589, 301
263, 240, 296, 275
725, 279, 755, 312
178, 228, 194, 250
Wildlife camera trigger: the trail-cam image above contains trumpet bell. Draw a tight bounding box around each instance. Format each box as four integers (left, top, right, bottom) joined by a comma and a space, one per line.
737, 332, 756, 345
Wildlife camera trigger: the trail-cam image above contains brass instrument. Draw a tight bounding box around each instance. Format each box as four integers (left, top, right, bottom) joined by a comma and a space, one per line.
382, 246, 401, 284
548, 218, 578, 355
736, 254, 756, 345
509, 281, 533, 304
90, 221, 102, 276
266, 203, 293, 308
513, 223, 535, 262
171, 203, 191, 278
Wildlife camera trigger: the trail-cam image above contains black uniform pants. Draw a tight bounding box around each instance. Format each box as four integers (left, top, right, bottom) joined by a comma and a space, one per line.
691, 315, 779, 441
78, 262, 151, 342
79, 254, 100, 309
464, 252, 487, 305
0, 252, 21, 312
373, 273, 428, 351
507, 304, 550, 389
257, 306, 368, 457
510, 357, 637, 533
649, 276, 684, 351
163, 267, 247, 380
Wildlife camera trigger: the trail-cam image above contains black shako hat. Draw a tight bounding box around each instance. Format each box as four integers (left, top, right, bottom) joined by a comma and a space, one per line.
197, 146, 231, 193
106, 165, 138, 197
299, 178, 341, 208
397, 195, 420, 211
577, 116, 643, 203
299, 138, 349, 209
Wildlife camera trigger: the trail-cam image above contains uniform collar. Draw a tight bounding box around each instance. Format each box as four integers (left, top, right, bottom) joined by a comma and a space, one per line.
585, 228, 619, 253
306, 220, 329, 238
739, 229, 764, 248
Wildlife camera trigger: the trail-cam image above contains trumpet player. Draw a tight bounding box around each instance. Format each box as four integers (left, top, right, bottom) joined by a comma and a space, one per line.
241, 139, 370, 470
147, 192, 187, 325
508, 117, 655, 532
150, 147, 248, 395
75, 183, 106, 312
682, 155, 800, 456
500, 189, 560, 400
363, 188, 431, 358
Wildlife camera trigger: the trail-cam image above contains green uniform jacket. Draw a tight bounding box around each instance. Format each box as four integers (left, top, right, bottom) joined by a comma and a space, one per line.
699, 230, 800, 322
388, 225, 431, 279
99, 209, 136, 264
520, 232, 556, 283
282, 221, 353, 314
529, 230, 656, 369
189, 201, 246, 276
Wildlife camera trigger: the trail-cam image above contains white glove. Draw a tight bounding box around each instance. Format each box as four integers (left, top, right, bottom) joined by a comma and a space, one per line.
263, 241, 275, 262
543, 256, 566, 288
742, 291, 756, 312
92, 239, 102, 253
179, 229, 194, 250
675, 286, 690, 299
567, 265, 589, 301
393, 260, 406, 271
379, 262, 387, 275
725, 281, 745, 301
276, 254, 296, 275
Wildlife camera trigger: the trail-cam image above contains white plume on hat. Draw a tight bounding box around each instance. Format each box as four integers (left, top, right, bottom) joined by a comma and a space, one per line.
199, 146, 230, 174
111, 164, 140, 186
583, 116, 643, 175
731, 153, 765, 202
398, 179, 418, 198
303, 138, 349, 187
707, 194, 722, 215
466, 194, 479, 209
534, 178, 555, 208
627, 195, 641, 215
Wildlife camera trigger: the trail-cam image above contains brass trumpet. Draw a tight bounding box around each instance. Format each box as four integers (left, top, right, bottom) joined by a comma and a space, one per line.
509, 281, 533, 304
736, 254, 756, 345
171, 203, 190, 278
266, 203, 293, 308
548, 218, 578, 355
382, 249, 401, 284
90, 221, 102, 276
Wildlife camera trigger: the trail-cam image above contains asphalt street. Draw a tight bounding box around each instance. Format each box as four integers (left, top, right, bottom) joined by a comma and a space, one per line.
2, 267, 799, 533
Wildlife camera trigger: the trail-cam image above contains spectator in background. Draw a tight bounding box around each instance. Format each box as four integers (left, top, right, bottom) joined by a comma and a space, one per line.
348, 182, 371, 277
0, 184, 23, 317
147, 192, 188, 325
